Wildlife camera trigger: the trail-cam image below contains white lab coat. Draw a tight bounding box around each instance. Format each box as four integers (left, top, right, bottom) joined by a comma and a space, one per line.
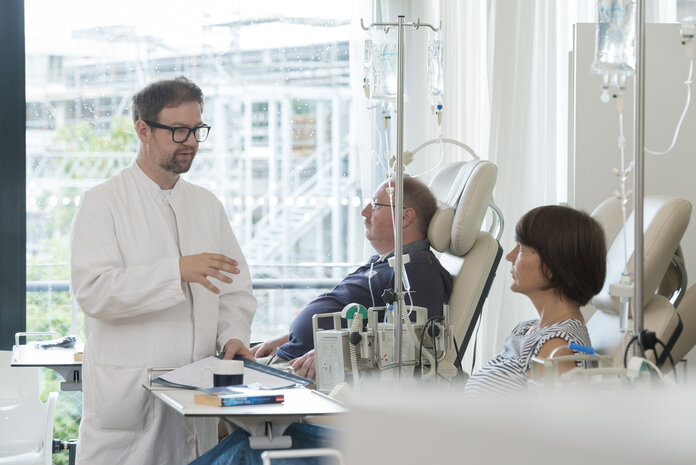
70, 162, 256, 465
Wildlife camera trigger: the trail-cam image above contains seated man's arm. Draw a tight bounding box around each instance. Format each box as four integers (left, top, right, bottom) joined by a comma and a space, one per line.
250, 334, 290, 358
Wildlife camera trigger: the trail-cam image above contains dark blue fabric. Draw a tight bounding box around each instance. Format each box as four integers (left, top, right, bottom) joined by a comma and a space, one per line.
189, 423, 337, 465
275, 240, 453, 361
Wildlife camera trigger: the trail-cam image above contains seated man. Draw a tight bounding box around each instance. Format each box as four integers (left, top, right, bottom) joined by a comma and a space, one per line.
251, 175, 453, 379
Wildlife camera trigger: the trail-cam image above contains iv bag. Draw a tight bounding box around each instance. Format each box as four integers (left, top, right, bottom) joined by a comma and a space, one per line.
363, 33, 373, 75
591, 0, 636, 76
679, 0, 696, 38
427, 30, 444, 104
370, 32, 398, 101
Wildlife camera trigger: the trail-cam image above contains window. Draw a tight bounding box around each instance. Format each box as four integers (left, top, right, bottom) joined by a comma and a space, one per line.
24, 1, 359, 460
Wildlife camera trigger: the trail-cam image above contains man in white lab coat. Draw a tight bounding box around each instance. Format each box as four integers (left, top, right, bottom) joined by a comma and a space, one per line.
69, 76, 256, 464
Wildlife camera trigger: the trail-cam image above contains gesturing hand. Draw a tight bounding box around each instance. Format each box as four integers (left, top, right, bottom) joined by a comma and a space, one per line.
179, 253, 240, 294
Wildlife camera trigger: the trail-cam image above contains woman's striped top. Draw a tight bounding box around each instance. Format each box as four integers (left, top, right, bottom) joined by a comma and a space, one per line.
465, 318, 591, 396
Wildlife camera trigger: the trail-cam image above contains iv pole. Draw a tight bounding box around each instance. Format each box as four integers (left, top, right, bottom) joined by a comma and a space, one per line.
360, 16, 440, 382
634, 0, 646, 336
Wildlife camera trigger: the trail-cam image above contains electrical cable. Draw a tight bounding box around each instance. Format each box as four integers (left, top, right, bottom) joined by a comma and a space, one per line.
655, 339, 678, 383
418, 325, 426, 376
432, 324, 439, 380
452, 335, 462, 372
418, 316, 443, 380
403, 306, 435, 379
623, 335, 639, 368
623, 332, 679, 384
470, 315, 482, 374
348, 316, 362, 391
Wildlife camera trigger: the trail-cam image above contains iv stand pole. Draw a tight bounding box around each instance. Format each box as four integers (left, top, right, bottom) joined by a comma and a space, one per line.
633, 0, 646, 336
360, 17, 439, 382
394, 15, 405, 384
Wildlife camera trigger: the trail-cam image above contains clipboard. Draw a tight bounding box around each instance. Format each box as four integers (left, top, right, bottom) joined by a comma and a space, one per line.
235, 356, 312, 387
151, 355, 311, 390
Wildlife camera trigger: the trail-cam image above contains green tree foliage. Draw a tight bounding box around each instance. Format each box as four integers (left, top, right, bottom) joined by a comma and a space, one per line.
53, 117, 136, 153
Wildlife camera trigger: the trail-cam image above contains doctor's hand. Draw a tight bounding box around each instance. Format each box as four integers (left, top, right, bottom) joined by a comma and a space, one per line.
250, 334, 290, 358
222, 338, 255, 361
288, 350, 316, 381
179, 253, 240, 294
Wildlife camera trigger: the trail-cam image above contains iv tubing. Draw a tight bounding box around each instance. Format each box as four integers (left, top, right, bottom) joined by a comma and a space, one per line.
368, 261, 376, 309
618, 110, 630, 266
409, 137, 480, 160
411, 130, 446, 178
645, 59, 694, 156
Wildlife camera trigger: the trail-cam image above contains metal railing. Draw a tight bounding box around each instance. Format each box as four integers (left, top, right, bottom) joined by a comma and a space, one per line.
26, 277, 343, 293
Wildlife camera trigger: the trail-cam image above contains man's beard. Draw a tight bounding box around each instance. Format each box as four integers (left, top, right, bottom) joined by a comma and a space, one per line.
161, 149, 195, 174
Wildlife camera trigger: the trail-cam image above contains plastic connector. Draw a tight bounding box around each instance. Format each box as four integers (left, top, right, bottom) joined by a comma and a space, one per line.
382, 289, 397, 304
436, 103, 443, 126
387, 253, 411, 268
568, 342, 594, 355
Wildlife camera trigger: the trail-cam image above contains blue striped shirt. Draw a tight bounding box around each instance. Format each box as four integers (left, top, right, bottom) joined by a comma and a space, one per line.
465, 318, 591, 395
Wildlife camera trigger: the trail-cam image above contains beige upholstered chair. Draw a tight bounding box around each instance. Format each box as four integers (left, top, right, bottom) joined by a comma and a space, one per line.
588, 195, 694, 370
426, 160, 502, 371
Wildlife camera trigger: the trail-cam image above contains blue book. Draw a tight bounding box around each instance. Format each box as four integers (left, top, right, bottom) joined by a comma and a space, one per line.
194, 392, 285, 407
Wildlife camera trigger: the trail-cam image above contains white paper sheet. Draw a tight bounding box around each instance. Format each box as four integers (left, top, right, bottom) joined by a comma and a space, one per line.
155, 356, 302, 389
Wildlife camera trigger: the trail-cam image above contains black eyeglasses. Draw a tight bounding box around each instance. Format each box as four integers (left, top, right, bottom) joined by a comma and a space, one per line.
370, 199, 395, 210
143, 120, 211, 143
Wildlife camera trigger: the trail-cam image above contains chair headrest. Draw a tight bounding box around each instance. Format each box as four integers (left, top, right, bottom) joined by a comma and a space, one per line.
592, 195, 692, 315
428, 203, 455, 252
427, 160, 498, 256
590, 196, 634, 251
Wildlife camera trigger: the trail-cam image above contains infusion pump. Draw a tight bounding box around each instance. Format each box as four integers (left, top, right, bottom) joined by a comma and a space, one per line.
312, 303, 450, 392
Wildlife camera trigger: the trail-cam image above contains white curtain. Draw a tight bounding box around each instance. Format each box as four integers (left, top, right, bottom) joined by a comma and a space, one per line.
444, 0, 599, 366
480, 1, 570, 362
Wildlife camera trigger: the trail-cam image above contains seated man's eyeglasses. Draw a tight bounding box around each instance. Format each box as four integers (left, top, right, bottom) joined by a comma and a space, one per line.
143, 120, 211, 143
370, 199, 395, 210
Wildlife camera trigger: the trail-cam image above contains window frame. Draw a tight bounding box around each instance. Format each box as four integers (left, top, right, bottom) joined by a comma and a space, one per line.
0, 0, 26, 350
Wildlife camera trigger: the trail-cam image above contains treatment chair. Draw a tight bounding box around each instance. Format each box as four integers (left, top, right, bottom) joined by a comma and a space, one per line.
426, 160, 502, 371
588, 195, 696, 371
0, 350, 58, 465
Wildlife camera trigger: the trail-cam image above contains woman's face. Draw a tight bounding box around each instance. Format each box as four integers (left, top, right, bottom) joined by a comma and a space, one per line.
505, 242, 550, 296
